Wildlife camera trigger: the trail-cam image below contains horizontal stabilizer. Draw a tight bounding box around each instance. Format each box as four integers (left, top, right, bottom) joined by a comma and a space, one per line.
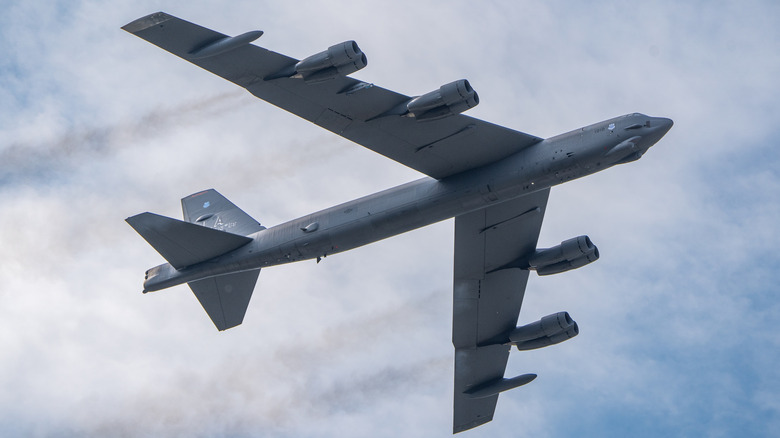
126, 212, 252, 269
189, 269, 260, 330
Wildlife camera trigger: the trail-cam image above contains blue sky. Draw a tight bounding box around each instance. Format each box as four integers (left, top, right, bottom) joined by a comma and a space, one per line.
1, 1, 778, 437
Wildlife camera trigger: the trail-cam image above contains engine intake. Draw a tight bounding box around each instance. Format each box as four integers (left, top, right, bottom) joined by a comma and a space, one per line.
294, 40, 367, 83
508, 312, 579, 351
529, 235, 599, 276
406, 79, 479, 121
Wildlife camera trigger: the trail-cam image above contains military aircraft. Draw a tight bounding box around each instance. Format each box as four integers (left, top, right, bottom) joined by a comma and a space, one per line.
123, 12, 673, 433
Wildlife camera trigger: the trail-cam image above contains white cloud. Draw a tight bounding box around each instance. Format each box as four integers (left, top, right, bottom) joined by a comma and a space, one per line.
1, 1, 779, 437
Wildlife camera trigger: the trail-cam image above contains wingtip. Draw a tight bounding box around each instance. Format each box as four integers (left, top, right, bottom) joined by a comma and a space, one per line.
122, 11, 173, 33
126, 212, 151, 223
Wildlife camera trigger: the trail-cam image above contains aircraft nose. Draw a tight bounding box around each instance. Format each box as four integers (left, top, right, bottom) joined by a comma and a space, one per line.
653, 117, 674, 135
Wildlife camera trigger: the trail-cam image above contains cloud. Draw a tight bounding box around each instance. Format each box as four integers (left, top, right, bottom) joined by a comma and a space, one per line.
1, 1, 779, 437
0, 92, 248, 187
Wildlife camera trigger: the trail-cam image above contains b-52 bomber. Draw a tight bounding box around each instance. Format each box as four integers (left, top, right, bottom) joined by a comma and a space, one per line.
123, 12, 673, 433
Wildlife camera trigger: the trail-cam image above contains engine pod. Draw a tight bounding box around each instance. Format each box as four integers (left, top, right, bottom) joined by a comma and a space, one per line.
508, 311, 579, 351
295, 40, 367, 83
406, 79, 479, 121
529, 235, 599, 275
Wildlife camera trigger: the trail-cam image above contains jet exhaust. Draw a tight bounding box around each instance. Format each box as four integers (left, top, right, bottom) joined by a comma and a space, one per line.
406, 79, 479, 121
508, 312, 579, 351
529, 235, 599, 275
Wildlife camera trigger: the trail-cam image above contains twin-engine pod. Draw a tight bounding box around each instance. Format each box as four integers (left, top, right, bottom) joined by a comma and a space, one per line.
529, 235, 599, 275
265, 41, 367, 83
508, 311, 579, 351
294, 41, 367, 83
406, 79, 479, 121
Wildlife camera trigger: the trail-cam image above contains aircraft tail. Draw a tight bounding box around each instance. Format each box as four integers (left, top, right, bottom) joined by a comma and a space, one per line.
127, 189, 264, 330
127, 189, 264, 270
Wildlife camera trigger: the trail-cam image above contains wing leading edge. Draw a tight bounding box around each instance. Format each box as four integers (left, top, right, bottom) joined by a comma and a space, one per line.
452, 188, 550, 433
122, 12, 542, 179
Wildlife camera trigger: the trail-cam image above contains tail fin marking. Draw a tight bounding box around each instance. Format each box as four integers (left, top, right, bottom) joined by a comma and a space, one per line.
181, 189, 265, 236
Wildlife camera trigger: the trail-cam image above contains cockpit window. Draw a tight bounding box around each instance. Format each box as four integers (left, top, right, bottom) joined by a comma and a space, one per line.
624, 123, 643, 130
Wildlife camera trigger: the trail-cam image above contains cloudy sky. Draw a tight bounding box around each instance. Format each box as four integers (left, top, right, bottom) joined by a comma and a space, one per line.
1, 1, 778, 437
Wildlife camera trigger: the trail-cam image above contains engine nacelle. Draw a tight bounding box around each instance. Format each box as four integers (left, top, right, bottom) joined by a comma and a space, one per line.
294, 41, 367, 83
529, 235, 599, 276
406, 79, 479, 121
508, 312, 579, 351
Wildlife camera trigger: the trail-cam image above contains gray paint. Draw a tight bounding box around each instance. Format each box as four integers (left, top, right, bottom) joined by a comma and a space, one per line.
123, 12, 673, 435
139, 114, 671, 292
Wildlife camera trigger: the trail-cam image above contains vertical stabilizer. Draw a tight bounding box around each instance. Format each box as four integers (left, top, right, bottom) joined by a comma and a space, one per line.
181, 189, 265, 236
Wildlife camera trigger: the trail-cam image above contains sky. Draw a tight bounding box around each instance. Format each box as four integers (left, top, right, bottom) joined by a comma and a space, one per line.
1, 1, 779, 437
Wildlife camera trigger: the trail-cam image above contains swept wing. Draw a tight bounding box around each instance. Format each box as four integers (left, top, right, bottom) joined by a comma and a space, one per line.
452, 188, 550, 433
122, 12, 542, 179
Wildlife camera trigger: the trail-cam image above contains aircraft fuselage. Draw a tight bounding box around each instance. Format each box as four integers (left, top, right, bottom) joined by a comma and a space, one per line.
142, 113, 672, 292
